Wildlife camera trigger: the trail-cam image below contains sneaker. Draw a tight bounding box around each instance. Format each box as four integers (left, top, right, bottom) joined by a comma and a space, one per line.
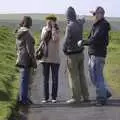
41, 99, 48, 103
52, 99, 57, 103
107, 91, 112, 99
66, 99, 76, 104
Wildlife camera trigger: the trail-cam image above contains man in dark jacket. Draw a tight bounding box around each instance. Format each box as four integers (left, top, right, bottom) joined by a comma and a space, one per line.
63, 6, 89, 104
83, 7, 112, 105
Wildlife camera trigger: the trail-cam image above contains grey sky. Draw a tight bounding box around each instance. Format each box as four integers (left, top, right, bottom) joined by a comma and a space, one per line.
0, 0, 119, 17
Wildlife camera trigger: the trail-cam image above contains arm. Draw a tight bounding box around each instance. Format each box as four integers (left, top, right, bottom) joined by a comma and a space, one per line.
63, 25, 72, 52
25, 32, 37, 68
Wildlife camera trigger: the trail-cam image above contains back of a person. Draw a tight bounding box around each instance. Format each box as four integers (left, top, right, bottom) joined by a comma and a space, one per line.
69, 20, 83, 50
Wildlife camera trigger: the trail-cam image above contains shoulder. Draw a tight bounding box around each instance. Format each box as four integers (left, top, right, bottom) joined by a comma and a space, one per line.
101, 19, 111, 30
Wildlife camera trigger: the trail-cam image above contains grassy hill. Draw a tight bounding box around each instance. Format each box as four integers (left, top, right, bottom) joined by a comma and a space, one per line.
0, 27, 18, 120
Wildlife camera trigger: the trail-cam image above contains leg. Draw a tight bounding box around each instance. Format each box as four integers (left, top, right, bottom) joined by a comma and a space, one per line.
67, 55, 82, 101
19, 68, 30, 103
51, 63, 60, 100
79, 54, 89, 100
94, 57, 107, 101
42, 63, 50, 100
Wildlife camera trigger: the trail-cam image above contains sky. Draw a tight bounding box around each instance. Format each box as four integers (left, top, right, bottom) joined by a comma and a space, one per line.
0, 0, 119, 17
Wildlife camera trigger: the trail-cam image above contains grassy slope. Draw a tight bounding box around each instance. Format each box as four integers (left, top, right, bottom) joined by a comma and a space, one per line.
0, 27, 18, 120
105, 32, 120, 95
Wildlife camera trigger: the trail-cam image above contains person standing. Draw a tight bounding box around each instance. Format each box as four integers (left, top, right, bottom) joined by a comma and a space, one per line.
63, 7, 89, 104
37, 15, 60, 103
82, 7, 112, 105
16, 16, 37, 105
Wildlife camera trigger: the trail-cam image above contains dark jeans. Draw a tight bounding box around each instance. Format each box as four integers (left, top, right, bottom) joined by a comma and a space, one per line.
19, 68, 30, 103
42, 63, 60, 100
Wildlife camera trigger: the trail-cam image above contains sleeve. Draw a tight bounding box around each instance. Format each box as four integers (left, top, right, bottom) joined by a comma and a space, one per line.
25, 32, 35, 58
63, 25, 72, 51
88, 23, 108, 45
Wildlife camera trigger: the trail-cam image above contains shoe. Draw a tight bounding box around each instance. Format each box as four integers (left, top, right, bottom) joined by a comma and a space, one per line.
27, 99, 34, 105
41, 99, 49, 103
107, 91, 112, 99
52, 99, 57, 103
66, 99, 76, 104
83, 99, 91, 103
96, 99, 107, 106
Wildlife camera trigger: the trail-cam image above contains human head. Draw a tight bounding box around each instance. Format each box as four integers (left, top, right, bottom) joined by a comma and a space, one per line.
92, 7, 105, 21
46, 14, 57, 28
66, 6, 76, 23
19, 16, 32, 28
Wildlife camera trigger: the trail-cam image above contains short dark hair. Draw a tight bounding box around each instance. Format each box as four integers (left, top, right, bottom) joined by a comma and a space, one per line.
19, 16, 32, 28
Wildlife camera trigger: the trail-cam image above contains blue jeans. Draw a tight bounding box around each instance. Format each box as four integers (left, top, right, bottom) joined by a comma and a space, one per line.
19, 68, 30, 103
89, 55, 108, 100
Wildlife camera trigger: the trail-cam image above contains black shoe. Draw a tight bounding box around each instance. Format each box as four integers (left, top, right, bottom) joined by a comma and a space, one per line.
27, 99, 34, 105
96, 99, 107, 106
107, 91, 112, 99
83, 99, 91, 103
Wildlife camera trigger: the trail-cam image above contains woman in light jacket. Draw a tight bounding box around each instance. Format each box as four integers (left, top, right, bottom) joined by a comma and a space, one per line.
16, 16, 37, 105
39, 15, 60, 103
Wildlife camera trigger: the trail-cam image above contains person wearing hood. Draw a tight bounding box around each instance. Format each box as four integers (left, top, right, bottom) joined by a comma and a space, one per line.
16, 16, 37, 105
81, 7, 112, 105
63, 6, 89, 104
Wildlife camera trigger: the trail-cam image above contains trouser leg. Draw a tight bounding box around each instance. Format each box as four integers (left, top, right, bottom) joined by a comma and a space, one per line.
67, 55, 82, 101
79, 54, 89, 100
19, 68, 30, 103
51, 63, 60, 100
42, 63, 50, 100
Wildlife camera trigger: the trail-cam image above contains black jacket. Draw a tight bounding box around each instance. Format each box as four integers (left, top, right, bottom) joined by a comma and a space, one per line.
84, 18, 111, 57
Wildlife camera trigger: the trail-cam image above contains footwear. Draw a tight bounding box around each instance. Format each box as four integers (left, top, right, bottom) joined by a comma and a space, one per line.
96, 99, 107, 106
41, 99, 49, 103
27, 99, 34, 105
83, 99, 91, 103
66, 99, 76, 104
52, 99, 57, 103
107, 91, 112, 99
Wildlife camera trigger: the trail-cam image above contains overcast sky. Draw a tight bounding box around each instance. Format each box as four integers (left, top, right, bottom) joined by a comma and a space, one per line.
0, 0, 119, 17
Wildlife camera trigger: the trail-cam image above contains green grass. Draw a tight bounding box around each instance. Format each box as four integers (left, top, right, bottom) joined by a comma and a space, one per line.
105, 32, 120, 95
0, 27, 19, 120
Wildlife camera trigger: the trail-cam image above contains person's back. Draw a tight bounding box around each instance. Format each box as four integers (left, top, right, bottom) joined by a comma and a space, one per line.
63, 7, 89, 104
63, 7, 85, 54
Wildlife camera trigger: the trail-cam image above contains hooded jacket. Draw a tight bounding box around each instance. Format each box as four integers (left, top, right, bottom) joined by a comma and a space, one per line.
63, 7, 85, 55
16, 27, 36, 68
84, 18, 111, 57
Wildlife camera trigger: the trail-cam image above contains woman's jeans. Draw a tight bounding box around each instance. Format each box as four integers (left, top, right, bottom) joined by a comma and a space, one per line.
19, 68, 30, 103
89, 55, 110, 101
42, 63, 60, 100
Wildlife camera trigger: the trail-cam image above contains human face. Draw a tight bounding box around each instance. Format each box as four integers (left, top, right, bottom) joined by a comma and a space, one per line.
95, 10, 104, 21
46, 20, 52, 28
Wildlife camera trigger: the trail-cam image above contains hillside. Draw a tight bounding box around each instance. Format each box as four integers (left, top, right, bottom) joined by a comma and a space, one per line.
0, 27, 18, 120
0, 13, 119, 32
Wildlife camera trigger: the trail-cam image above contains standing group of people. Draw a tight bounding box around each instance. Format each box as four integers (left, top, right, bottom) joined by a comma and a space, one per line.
16, 6, 112, 106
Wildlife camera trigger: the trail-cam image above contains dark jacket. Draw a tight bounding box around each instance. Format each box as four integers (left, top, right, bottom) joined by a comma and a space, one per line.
85, 18, 111, 57
16, 27, 37, 68
63, 7, 85, 55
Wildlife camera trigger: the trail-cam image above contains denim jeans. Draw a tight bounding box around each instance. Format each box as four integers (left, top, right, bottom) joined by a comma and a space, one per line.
42, 63, 60, 100
88, 55, 109, 100
19, 68, 30, 103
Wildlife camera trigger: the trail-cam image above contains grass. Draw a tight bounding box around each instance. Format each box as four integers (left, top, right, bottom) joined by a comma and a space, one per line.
0, 26, 19, 120
105, 32, 120, 95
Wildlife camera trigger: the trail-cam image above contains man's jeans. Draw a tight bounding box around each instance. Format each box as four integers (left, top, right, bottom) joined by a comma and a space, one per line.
89, 55, 109, 100
19, 68, 30, 103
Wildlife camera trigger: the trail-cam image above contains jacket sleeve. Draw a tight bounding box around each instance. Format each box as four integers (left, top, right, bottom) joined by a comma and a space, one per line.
25, 32, 35, 58
63, 25, 72, 51
87, 23, 109, 45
